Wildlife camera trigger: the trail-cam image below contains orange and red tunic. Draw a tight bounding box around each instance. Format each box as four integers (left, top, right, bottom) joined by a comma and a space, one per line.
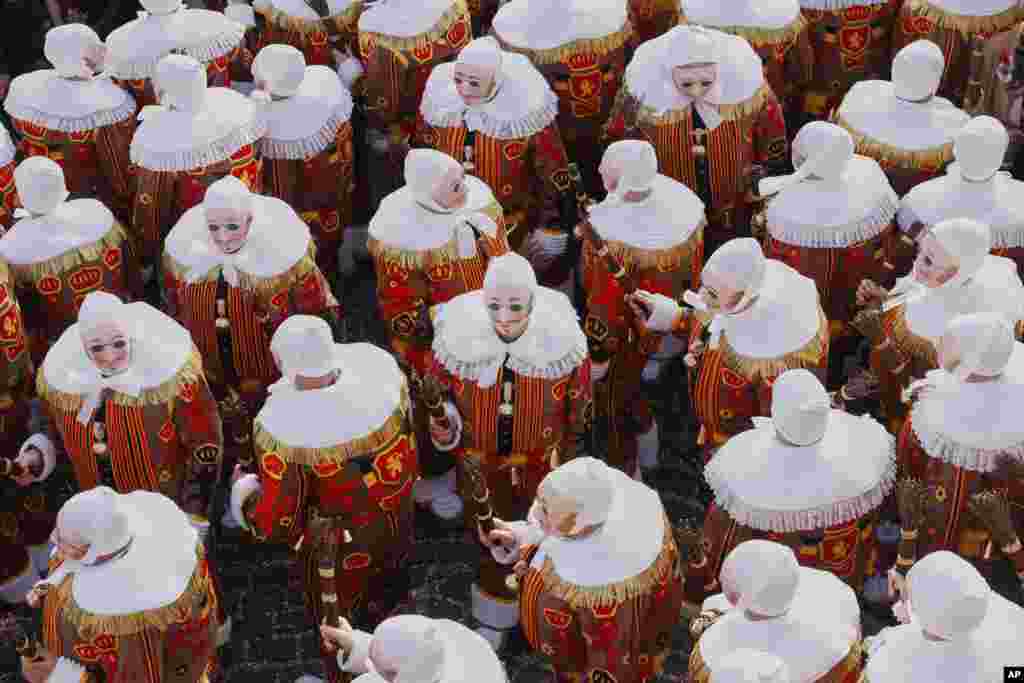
255, 0, 363, 66
629, 0, 684, 44
0, 157, 16, 232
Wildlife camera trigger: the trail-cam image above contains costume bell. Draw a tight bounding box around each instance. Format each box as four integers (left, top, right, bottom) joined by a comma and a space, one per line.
605, 26, 788, 255
0, 158, 140, 367
250, 0, 362, 67
231, 316, 417, 683
4, 25, 137, 221
253, 45, 355, 278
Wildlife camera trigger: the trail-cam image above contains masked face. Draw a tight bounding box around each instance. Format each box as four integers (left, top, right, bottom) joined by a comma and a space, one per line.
672, 63, 717, 100
699, 268, 745, 313
453, 63, 495, 106
430, 165, 468, 211
82, 43, 107, 75
82, 321, 131, 376
913, 234, 959, 289
206, 207, 253, 255
600, 163, 621, 194
531, 493, 578, 537
485, 285, 532, 342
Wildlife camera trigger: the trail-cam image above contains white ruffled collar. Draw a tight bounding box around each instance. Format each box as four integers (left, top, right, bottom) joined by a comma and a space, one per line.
682, 0, 801, 29
799, 0, 890, 8
4, 70, 135, 134
259, 344, 405, 449
838, 81, 969, 152
130, 87, 266, 172
431, 288, 587, 387
419, 57, 559, 140
531, 469, 666, 586
165, 195, 312, 282
260, 66, 354, 160
0, 128, 13, 167
368, 177, 498, 251
624, 28, 765, 116
706, 411, 896, 533
0, 200, 115, 265
263, 0, 358, 19
587, 175, 705, 249
105, 7, 243, 80
765, 156, 898, 248
358, 0, 454, 37
910, 344, 1024, 472
926, 0, 1018, 14
492, 0, 627, 51
43, 302, 194, 399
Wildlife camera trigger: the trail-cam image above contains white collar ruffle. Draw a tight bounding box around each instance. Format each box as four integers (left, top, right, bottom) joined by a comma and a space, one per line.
587, 175, 705, 250
260, 66, 354, 160
0, 128, 13, 167
262, 0, 358, 19
358, 0, 455, 37
838, 80, 969, 152
682, 0, 801, 29
0, 199, 116, 265
925, 0, 1018, 14
4, 70, 136, 134
799, 0, 892, 8
492, 0, 628, 51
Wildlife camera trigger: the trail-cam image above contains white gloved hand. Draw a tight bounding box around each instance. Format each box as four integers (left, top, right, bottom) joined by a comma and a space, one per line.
591, 361, 609, 383
634, 290, 681, 332
534, 230, 569, 257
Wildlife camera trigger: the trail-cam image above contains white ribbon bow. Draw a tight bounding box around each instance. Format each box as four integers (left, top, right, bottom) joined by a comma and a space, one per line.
77, 368, 144, 424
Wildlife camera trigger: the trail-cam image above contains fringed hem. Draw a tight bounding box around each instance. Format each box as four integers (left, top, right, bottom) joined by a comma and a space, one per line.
131, 115, 266, 173
434, 339, 588, 383
4, 95, 136, 135
910, 404, 1024, 473
10, 222, 130, 283
499, 22, 632, 66
108, 27, 243, 80
767, 192, 898, 249
885, 305, 939, 367
687, 13, 808, 49
361, 0, 466, 49
366, 201, 505, 267
706, 438, 897, 534
600, 225, 704, 270
719, 310, 829, 379
537, 515, 679, 609
253, 387, 411, 466
904, 0, 1021, 38
991, 227, 1024, 249
57, 544, 209, 637
256, 1, 362, 36
260, 111, 350, 160
37, 349, 206, 410
165, 243, 321, 298
636, 83, 771, 126
421, 90, 560, 140
836, 112, 955, 171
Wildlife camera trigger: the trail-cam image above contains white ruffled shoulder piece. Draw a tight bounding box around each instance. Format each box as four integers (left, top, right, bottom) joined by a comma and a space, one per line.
926, 0, 1018, 14
260, 66, 354, 160
700, 567, 860, 682
492, 0, 628, 51
368, 176, 498, 251
625, 28, 764, 115
420, 58, 558, 140
44, 491, 199, 614
721, 260, 822, 359
530, 468, 666, 586
43, 302, 194, 397
258, 343, 405, 449
587, 175, 705, 249
105, 8, 244, 81
358, 0, 455, 37
4, 71, 135, 134
264, 0, 358, 20
904, 255, 1024, 342
682, 0, 801, 30
900, 170, 1024, 249
165, 195, 311, 281
766, 156, 898, 248
706, 411, 896, 533
838, 81, 969, 153
910, 343, 1024, 473
130, 87, 266, 172
799, 0, 889, 9
0, 199, 115, 266
431, 620, 507, 683
0, 127, 15, 167
432, 287, 588, 386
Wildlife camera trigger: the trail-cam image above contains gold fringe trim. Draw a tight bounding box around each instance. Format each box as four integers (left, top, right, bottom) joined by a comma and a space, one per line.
9, 221, 131, 285
536, 514, 680, 609
681, 12, 808, 49
366, 200, 504, 269
636, 83, 772, 127
37, 349, 206, 410
718, 309, 829, 380
362, 0, 468, 49
253, 383, 411, 466
903, 0, 1021, 38
886, 304, 939, 367
835, 112, 954, 172
164, 243, 322, 299
498, 22, 632, 66
56, 544, 211, 638
602, 224, 704, 271
256, 1, 362, 36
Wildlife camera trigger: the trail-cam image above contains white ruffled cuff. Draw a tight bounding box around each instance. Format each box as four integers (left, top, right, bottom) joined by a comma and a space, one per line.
430, 401, 462, 452
590, 361, 609, 383
535, 230, 569, 258
230, 474, 261, 532
22, 434, 57, 483
48, 657, 88, 683
646, 293, 681, 332
336, 57, 365, 90
337, 629, 374, 674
